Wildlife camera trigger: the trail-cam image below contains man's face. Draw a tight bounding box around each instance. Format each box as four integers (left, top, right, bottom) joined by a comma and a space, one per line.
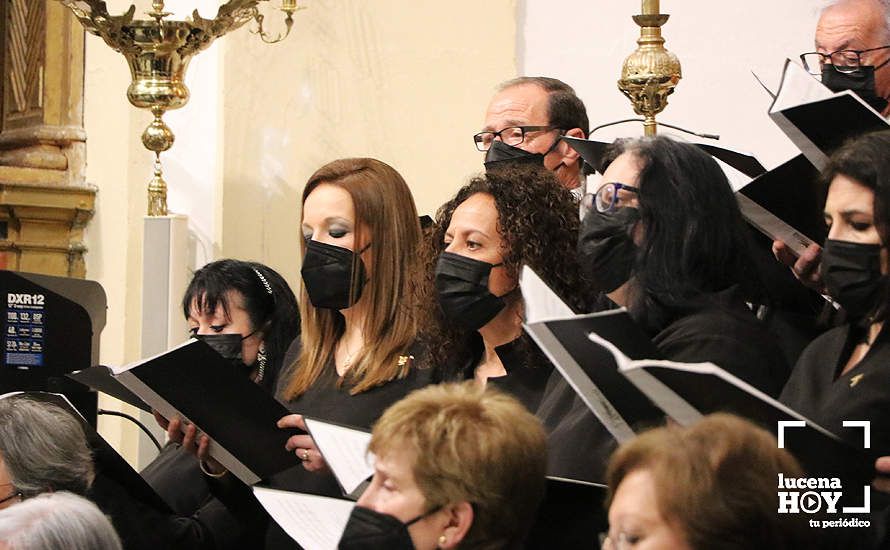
483, 83, 558, 158
482, 83, 581, 188
816, 0, 890, 114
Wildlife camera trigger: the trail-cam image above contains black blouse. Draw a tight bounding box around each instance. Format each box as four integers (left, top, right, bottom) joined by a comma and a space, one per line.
539, 290, 791, 484
261, 338, 433, 548
781, 323, 890, 456
442, 333, 552, 412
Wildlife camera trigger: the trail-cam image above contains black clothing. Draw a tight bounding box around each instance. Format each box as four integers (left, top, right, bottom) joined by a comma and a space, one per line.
782, 323, 890, 456
212, 338, 433, 550
489, 339, 552, 412
539, 289, 790, 484
441, 333, 551, 412
651, 290, 790, 397
781, 324, 890, 549
139, 443, 248, 549
90, 471, 222, 550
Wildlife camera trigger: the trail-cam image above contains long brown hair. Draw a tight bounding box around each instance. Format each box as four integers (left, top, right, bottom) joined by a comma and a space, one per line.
284, 158, 423, 398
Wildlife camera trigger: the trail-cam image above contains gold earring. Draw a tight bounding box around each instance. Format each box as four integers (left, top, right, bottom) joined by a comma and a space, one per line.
438, 534, 447, 547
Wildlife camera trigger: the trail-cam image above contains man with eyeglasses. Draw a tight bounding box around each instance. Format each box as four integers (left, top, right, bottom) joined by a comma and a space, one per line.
807, 0, 890, 117
475, 76, 589, 194
774, 0, 890, 291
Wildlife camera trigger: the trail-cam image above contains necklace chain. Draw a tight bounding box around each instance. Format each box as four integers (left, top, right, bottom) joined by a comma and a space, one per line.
342, 339, 356, 369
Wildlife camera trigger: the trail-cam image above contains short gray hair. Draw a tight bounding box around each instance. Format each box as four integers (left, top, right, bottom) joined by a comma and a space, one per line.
0, 491, 122, 550
0, 396, 94, 497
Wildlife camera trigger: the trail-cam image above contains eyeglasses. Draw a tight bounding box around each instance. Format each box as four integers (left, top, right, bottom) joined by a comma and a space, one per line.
0, 484, 22, 506
800, 44, 890, 75
582, 182, 639, 214
473, 125, 559, 152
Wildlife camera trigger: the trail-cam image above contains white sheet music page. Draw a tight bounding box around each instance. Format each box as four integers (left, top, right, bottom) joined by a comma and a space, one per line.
769, 59, 834, 113
253, 487, 355, 550
520, 265, 575, 323
304, 417, 374, 496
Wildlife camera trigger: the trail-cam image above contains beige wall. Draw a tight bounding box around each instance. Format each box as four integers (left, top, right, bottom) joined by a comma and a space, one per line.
82, 0, 518, 465
218, 1, 519, 284
83, 35, 153, 457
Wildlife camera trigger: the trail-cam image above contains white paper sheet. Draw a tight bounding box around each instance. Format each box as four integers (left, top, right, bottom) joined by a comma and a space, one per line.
253, 487, 355, 550
520, 265, 575, 323
769, 60, 834, 113
304, 418, 374, 496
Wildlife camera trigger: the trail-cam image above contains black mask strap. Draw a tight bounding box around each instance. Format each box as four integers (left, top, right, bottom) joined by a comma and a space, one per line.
404, 505, 442, 528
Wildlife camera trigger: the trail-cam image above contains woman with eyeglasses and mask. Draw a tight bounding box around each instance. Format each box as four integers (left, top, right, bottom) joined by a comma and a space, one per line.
577, 136, 789, 393
781, 131, 890, 461
602, 413, 810, 550
143, 259, 300, 549
182, 158, 434, 549
538, 136, 791, 491
426, 164, 590, 411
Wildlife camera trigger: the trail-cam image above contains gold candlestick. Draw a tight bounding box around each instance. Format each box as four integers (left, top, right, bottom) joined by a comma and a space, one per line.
617, 0, 682, 136
57, 0, 304, 215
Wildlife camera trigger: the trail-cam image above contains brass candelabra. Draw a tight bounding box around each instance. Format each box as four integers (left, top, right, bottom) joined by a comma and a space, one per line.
618, 0, 682, 136
57, 0, 304, 215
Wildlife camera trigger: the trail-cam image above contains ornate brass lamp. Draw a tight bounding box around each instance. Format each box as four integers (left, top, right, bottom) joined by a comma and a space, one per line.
618, 0, 682, 136
56, 0, 303, 215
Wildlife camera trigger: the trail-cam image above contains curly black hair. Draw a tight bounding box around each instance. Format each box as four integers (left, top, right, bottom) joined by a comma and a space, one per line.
422, 164, 591, 379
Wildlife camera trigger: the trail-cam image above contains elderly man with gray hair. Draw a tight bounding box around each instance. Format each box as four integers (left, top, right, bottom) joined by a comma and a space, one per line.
0, 491, 122, 550
0, 395, 95, 510
804, 0, 890, 117
774, 0, 890, 293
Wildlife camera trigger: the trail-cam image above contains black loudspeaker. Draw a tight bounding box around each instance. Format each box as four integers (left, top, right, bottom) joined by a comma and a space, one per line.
1, 270, 106, 425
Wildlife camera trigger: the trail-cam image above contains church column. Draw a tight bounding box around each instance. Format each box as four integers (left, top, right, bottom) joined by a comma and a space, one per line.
0, 0, 96, 278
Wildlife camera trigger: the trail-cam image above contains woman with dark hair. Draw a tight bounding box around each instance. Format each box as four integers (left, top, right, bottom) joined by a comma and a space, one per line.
142, 259, 300, 549
428, 164, 588, 410
578, 135, 788, 394
181, 259, 299, 393
541, 136, 789, 490
782, 130, 890, 458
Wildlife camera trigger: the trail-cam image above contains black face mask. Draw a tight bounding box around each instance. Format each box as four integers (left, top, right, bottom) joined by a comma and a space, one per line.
301, 240, 368, 310
194, 333, 253, 372
577, 207, 640, 294
821, 239, 885, 319
338, 506, 435, 550
483, 134, 562, 172
436, 251, 511, 330
822, 64, 889, 113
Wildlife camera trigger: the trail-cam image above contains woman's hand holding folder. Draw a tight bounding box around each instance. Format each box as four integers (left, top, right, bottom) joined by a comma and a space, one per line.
153, 410, 227, 476
772, 240, 825, 291
278, 414, 330, 474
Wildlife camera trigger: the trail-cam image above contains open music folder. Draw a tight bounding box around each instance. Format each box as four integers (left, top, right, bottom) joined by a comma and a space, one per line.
591, 333, 875, 485
303, 417, 373, 498
67, 365, 152, 412
768, 58, 889, 170
252, 487, 354, 550
74, 339, 303, 485
521, 267, 874, 484
520, 267, 664, 443
736, 153, 826, 257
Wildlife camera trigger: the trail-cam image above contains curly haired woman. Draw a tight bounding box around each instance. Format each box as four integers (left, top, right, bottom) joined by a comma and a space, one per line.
425, 164, 590, 411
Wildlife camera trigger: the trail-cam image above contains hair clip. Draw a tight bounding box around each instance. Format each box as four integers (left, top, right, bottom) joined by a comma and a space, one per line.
251, 268, 274, 296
